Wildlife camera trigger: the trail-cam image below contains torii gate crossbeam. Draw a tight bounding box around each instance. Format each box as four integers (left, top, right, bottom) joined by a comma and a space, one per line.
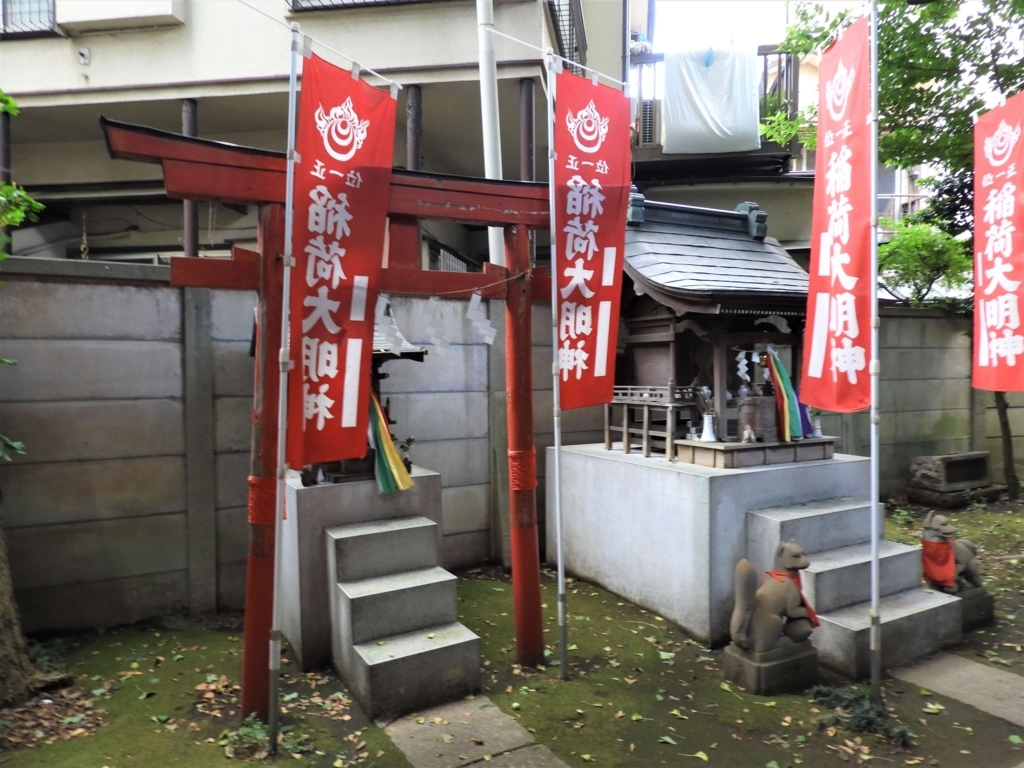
101, 118, 549, 721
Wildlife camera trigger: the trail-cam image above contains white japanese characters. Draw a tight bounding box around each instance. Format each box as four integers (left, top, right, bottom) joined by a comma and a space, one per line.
977, 168, 1022, 368
808, 58, 867, 387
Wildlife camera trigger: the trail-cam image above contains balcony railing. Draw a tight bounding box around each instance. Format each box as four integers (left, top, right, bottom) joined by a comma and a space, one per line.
290, 0, 449, 9
630, 47, 798, 151
1, 0, 54, 37
548, 0, 586, 71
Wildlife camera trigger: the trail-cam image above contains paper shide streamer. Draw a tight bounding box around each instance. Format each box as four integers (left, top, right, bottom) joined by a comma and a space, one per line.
422, 297, 450, 356
466, 291, 497, 345
374, 293, 405, 354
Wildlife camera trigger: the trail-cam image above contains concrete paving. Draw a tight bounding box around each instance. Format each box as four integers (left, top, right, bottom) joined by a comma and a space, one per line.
890, 652, 1024, 728
384, 696, 569, 768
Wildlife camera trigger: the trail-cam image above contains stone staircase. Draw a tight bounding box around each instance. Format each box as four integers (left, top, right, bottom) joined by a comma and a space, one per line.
326, 516, 480, 720
747, 497, 962, 679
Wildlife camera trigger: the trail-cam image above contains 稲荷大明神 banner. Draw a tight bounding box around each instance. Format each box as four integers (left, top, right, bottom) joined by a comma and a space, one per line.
287, 54, 397, 466
801, 16, 872, 412
973, 90, 1024, 391
552, 70, 631, 410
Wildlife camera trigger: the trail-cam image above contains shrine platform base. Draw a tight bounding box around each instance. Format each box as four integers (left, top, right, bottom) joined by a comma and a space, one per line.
546, 444, 962, 679
672, 436, 836, 469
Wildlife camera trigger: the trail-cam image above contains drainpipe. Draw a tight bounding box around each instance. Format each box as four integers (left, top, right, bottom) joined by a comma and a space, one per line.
0, 110, 11, 254
476, 0, 505, 266
182, 99, 199, 257
406, 84, 422, 171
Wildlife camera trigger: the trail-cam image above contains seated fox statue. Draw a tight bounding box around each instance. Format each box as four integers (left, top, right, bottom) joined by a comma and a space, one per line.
731, 542, 819, 654
922, 511, 982, 593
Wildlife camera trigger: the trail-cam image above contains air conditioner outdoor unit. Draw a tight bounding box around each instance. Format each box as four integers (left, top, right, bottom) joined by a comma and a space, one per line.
639, 99, 661, 148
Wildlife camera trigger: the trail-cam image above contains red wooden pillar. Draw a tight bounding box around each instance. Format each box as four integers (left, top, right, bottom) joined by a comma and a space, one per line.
504, 223, 545, 667
240, 204, 285, 720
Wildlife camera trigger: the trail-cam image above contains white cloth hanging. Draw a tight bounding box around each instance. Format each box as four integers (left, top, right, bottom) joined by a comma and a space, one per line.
662, 45, 761, 154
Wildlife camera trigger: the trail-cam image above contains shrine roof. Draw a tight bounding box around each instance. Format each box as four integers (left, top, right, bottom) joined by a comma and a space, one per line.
624, 196, 809, 314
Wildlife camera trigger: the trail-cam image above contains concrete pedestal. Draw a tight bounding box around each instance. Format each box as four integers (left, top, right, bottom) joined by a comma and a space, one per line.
958, 586, 995, 631
280, 467, 442, 671
546, 444, 870, 644
723, 641, 818, 695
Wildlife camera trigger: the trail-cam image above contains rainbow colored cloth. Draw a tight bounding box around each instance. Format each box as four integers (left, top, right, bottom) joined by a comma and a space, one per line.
369, 394, 414, 494
764, 350, 809, 442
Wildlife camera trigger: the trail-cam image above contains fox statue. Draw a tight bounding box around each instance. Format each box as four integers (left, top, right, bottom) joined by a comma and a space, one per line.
922, 511, 983, 593
731, 541, 818, 654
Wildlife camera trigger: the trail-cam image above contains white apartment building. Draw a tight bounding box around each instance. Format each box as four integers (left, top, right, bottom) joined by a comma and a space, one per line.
0, 0, 633, 265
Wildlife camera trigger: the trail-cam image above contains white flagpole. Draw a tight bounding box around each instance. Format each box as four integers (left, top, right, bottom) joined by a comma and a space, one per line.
269, 20, 301, 752
545, 50, 569, 682
868, 0, 883, 702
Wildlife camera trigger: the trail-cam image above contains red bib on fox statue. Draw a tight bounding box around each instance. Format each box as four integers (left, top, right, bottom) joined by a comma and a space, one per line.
765, 570, 820, 627
921, 538, 956, 588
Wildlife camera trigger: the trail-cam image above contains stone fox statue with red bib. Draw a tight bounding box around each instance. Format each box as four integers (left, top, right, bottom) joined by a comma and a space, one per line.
731, 542, 819, 654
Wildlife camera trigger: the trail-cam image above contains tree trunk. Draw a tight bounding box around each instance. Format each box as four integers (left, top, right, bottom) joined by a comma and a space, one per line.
994, 391, 1021, 501
0, 495, 36, 706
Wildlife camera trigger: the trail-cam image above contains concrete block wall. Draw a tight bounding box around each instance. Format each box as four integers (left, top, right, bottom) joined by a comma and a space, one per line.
982, 391, 1024, 487
817, 307, 976, 498
210, 290, 257, 610
383, 297, 492, 570
0, 271, 191, 633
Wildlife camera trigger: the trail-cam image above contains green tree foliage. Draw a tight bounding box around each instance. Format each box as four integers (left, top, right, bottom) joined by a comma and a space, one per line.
877, 217, 972, 304
781, 0, 1024, 235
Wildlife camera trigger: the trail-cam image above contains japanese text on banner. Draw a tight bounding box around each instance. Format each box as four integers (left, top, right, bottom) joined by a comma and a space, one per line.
973, 90, 1024, 392
801, 16, 872, 413
552, 71, 631, 411
287, 54, 397, 466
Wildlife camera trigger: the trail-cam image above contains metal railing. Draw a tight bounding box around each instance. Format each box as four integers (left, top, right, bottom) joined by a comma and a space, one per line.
427, 240, 477, 273
631, 48, 798, 150
547, 0, 586, 71
290, 0, 447, 8
1, 0, 54, 36
877, 193, 929, 224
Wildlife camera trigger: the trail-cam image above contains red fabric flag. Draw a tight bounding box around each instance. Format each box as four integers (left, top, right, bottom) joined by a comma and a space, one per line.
973, 90, 1024, 391
552, 70, 632, 411
287, 54, 397, 466
800, 16, 872, 412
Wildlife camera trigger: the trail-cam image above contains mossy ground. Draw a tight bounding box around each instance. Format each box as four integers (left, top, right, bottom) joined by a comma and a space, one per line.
3, 503, 1022, 768
885, 498, 1024, 676
459, 567, 1024, 768
1, 616, 409, 768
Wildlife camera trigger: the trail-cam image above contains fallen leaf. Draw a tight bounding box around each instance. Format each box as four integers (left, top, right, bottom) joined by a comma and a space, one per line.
658, 735, 677, 745
681, 751, 708, 761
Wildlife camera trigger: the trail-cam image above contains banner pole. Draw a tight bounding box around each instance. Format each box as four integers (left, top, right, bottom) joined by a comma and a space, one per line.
476, 0, 506, 267
269, 20, 300, 752
545, 50, 569, 682
868, 0, 883, 704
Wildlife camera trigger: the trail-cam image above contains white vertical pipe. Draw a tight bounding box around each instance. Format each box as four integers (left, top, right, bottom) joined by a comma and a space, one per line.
269, 20, 301, 750
476, 0, 506, 266
545, 51, 568, 681
868, 0, 882, 701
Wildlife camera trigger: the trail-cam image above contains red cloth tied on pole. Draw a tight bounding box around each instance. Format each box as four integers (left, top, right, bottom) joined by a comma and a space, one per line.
287, 54, 397, 466
552, 71, 631, 410
765, 571, 820, 627
800, 16, 873, 413
921, 539, 957, 589
972, 90, 1024, 391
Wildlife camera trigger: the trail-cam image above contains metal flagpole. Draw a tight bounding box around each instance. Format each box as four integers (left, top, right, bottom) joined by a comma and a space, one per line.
476, 0, 506, 267
868, 0, 883, 703
269, 20, 301, 752
545, 50, 569, 681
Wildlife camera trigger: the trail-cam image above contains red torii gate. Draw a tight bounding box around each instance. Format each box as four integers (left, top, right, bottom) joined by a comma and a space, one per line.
101, 117, 549, 720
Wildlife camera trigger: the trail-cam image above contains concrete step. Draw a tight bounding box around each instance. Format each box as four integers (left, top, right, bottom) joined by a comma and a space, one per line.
326, 516, 438, 583
351, 622, 481, 720
338, 567, 458, 645
803, 541, 923, 614
813, 588, 962, 679
747, 497, 875, 574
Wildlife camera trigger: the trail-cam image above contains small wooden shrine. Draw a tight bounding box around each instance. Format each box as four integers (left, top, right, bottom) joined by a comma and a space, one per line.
605, 193, 833, 466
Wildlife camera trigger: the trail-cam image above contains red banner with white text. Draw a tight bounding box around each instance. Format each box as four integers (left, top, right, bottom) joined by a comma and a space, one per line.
973, 90, 1024, 391
552, 70, 631, 410
287, 54, 397, 466
800, 16, 872, 413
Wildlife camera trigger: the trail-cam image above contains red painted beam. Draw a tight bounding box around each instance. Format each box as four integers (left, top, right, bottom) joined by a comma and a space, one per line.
530, 265, 551, 302
387, 216, 421, 270
102, 118, 550, 227
170, 256, 259, 290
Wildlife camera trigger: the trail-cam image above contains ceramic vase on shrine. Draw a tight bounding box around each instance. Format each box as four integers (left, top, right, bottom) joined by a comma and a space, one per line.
700, 413, 717, 443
